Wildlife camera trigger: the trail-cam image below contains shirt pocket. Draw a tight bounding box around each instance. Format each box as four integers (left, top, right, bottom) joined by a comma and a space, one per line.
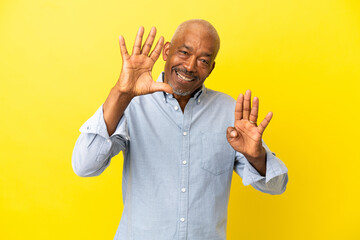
201, 132, 235, 175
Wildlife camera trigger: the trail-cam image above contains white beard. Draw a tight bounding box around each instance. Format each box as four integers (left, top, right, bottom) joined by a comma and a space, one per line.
168, 81, 193, 96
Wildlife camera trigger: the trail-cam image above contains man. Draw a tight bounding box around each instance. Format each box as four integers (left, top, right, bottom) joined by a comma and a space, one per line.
72, 19, 288, 240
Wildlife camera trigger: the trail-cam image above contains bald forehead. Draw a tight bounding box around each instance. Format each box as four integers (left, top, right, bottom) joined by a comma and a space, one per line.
171, 19, 220, 54
172, 20, 219, 41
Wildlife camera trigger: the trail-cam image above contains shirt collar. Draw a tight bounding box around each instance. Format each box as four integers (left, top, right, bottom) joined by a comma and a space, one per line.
157, 72, 206, 104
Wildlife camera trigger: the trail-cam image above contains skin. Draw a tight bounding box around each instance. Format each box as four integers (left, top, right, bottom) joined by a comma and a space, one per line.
162, 21, 219, 111
102, 20, 271, 176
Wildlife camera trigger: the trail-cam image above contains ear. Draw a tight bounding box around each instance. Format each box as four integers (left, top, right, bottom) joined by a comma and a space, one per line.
162, 42, 171, 61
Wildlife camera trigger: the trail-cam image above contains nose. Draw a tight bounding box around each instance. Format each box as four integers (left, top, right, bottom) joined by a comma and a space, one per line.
184, 56, 196, 73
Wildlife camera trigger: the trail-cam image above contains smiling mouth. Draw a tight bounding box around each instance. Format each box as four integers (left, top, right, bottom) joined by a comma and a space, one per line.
175, 69, 196, 82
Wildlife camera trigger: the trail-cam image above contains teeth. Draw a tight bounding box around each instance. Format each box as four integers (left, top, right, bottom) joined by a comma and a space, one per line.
176, 71, 193, 81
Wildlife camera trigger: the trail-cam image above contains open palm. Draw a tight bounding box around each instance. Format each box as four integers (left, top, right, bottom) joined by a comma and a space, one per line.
116, 27, 172, 97
226, 90, 272, 160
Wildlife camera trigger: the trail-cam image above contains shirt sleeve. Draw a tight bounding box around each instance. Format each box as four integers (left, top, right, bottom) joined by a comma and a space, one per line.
71, 105, 129, 177
233, 141, 288, 195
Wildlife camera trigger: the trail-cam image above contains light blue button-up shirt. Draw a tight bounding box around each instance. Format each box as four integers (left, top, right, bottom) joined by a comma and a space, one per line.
72, 73, 288, 240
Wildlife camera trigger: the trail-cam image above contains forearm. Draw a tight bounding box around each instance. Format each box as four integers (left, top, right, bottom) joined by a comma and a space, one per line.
103, 86, 133, 136
103, 27, 171, 136
245, 147, 266, 176
72, 104, 128, 177
236, 142, 288, 194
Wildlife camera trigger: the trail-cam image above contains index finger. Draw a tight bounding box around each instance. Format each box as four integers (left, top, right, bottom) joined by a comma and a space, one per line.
149, 36, 164, 62
141, 27, 156, 56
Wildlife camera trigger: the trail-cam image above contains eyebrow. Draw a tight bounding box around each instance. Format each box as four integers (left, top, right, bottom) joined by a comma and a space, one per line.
178, 44, 213, 57
178, 44, 193, 52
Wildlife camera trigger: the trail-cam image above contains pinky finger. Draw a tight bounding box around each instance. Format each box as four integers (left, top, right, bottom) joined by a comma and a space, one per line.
258, 112, 273, 135
119, 36, 130, 60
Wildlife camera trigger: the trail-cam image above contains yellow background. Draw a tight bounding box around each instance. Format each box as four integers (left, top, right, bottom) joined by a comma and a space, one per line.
1, 0, 359, 239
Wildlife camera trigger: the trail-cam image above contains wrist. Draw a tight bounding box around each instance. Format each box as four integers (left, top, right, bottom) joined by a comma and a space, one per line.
245, 147, 266, 164
113, 78, 135, 98
114, 72, 137, 97
245, 147, 267, 176
111, 86, 134, 103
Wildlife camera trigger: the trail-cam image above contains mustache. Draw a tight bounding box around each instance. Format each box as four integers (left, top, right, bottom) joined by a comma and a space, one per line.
172, 67, 199, 80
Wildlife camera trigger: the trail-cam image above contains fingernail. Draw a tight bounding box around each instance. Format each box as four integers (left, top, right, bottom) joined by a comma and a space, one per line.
230, 131, 237, 137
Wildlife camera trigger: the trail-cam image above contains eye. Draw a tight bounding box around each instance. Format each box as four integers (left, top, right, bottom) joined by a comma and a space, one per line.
200, 59, 209, 65
180, 50, 188, 55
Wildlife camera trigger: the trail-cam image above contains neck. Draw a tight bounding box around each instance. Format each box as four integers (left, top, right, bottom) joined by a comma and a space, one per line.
173, 93, 191, 112
162, 73, 202, 112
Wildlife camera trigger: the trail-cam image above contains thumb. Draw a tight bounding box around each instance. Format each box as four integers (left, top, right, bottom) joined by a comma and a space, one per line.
150, 82, 174, 94
226, 127, 238, 140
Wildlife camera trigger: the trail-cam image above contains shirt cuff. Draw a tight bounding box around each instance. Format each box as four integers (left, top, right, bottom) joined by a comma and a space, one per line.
242, 143, 288, 186
79, 105, 129, 140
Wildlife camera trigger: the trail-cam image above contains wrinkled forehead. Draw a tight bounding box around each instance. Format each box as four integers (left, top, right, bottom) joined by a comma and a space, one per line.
172, 24, 219, 56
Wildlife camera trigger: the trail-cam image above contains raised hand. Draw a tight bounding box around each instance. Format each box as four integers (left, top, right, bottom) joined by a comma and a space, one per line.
116, 26, 173, 97
226, 90, 273, 175
103, 27, 173, 136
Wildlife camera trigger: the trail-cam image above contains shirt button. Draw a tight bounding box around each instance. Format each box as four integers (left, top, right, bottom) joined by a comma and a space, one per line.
183, 132, 187, 136
107, 139, 111, 143
198, 99, 201, 103
180, 218, 185, 222
174, 106, 179, 111
181, 188, 186, 192
87, 126, 90, 130
182, 160, 187, 165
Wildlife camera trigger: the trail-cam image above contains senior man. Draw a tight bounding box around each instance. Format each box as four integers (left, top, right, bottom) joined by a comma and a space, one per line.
72, 19, 288, 240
